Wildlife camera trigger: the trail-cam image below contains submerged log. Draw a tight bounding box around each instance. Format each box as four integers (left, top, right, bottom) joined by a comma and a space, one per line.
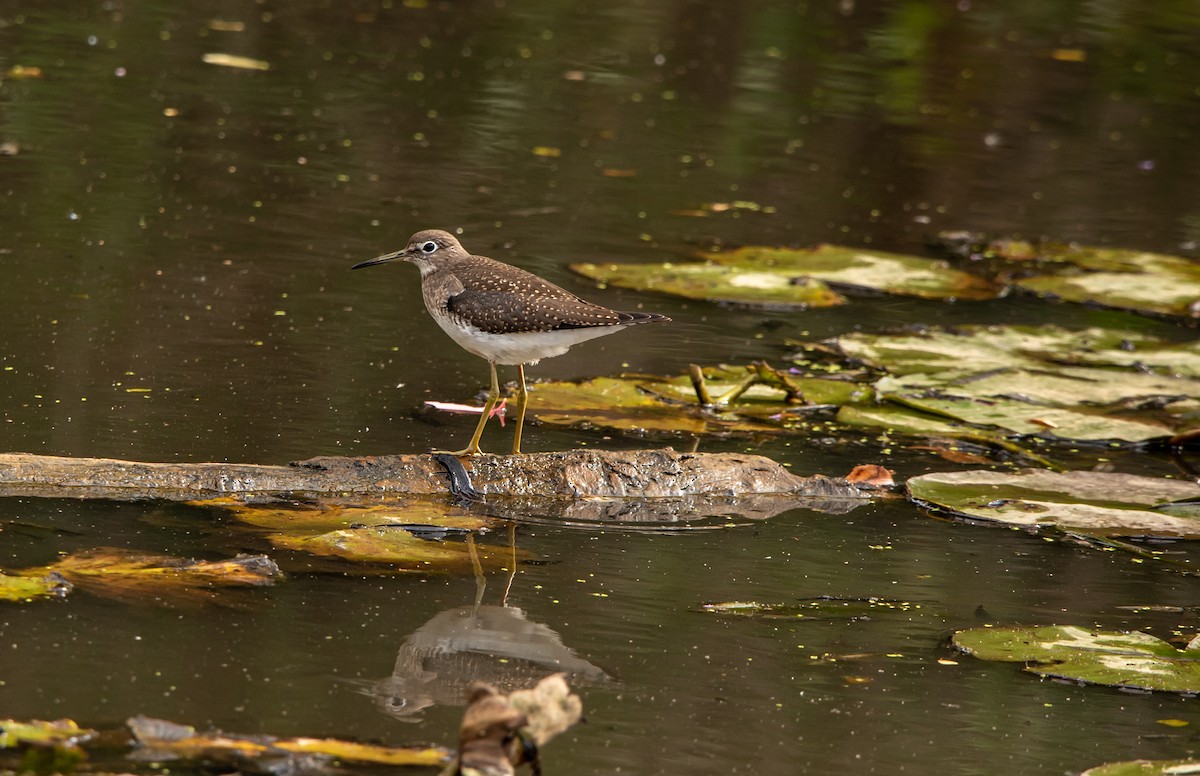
0, 449, 871, 506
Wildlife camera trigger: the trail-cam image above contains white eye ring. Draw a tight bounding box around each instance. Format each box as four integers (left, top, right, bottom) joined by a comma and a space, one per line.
421, 241, 437, 253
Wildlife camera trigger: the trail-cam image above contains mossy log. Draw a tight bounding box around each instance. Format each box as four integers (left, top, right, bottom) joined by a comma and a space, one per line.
0, 449, 870, 507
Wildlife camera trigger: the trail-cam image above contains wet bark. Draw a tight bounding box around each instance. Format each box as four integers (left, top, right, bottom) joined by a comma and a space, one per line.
0, 448, 870, 505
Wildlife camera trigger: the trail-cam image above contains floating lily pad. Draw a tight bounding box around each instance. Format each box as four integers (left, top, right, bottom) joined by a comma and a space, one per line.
571, 243, 999, 308
835, 325, 1200, 445
907, 469, 1200, 536
952, 625, 1200, 693
1016, 244, 1200, 318
838, 325, 1200, 381
571, 260, 846, 308
937, 233, 1200, 319
127, 715, 447, 767
886, 391, 1171, 443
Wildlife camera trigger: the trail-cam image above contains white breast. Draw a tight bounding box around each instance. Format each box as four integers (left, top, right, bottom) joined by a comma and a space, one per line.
429, 309, 625, 365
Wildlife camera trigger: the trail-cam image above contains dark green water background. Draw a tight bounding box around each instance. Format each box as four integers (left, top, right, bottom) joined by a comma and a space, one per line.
2, 1, 1200, 773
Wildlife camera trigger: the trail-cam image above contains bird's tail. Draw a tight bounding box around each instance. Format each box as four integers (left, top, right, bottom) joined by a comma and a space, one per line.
616, 311, 670, 324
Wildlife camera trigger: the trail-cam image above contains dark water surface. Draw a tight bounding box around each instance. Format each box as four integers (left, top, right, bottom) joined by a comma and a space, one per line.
2, 1, 1200, 774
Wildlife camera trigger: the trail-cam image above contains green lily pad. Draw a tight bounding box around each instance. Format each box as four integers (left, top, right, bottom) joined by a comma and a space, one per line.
886, 391, 1171, 443
0, 572, 71, 602
952, 625, 1200, 693
270, 527, 523, 573
838, 325, 1200, 380
907, 469, 1200, 536
937, 233, 1200, 319
835, 325, 1200, 445
526, 375, 787, 435
571, 243, 998, 307
570, 261, 846, 308
1082, 759, 1200, 776
1018, 268, 1200, 319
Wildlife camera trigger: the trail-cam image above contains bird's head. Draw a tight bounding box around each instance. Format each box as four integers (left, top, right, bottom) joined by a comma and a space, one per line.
352, 229, 466, 271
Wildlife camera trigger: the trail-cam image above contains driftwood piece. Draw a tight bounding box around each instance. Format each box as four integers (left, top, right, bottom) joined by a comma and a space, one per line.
0, 449, 870, 506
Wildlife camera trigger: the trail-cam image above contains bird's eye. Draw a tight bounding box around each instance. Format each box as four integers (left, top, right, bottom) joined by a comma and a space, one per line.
421, 241, 437, 253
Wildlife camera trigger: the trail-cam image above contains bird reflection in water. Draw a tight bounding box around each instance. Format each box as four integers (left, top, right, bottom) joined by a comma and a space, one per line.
371, 526, 612, 720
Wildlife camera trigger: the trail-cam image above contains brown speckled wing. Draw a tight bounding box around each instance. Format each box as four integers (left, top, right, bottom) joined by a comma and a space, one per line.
445, 259, 627, 334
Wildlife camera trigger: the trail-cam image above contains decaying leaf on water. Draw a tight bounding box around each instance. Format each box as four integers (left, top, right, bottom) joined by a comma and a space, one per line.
844, 464, 895, 488
700, 597, 920, 621
907, 469, 1200, 537
1081, 759, 1200, 776
4, 549, 280, 603
0, 718, 93, 774
952, 625, 1200, 693
201, 52, 270, 70
0, 571, 71, 602
0, 718, 95, 748
937, 232, 1200, 319
127, 715, 448, 768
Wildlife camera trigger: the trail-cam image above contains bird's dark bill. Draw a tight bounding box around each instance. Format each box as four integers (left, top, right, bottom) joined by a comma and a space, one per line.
351, 251, 405, 270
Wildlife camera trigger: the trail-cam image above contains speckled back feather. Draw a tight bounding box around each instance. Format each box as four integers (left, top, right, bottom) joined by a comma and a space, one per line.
441, 255, 665, 334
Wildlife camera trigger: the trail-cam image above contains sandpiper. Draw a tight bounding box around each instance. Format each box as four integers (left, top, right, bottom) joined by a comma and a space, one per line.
353, 229, 669, 455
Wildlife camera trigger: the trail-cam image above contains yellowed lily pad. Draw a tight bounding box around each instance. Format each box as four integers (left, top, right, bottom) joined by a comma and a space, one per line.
193, 497, 519, 573
198, 498, 491, 533
127, 715, 447, 767
0, 719, 95, 748
271, 527, 523, 573
572, 243, 998, 307
907, 469, 1200, 537
952, 625, 1200, 693
0, 571, 71, 602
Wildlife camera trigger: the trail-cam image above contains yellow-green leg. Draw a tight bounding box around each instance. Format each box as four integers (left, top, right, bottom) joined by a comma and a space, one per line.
511, 363, 529, 454
441, 362, 500, 456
